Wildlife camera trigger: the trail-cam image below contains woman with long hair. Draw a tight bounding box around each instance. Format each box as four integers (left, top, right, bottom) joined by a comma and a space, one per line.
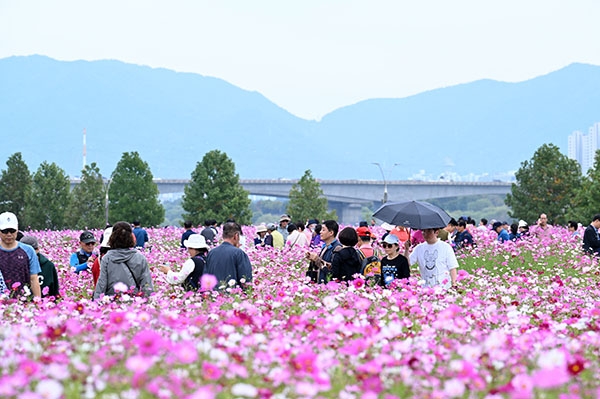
93, 221, 154, 299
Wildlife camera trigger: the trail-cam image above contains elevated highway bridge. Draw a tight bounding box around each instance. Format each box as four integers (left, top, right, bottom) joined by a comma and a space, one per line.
72, 178, 511, 224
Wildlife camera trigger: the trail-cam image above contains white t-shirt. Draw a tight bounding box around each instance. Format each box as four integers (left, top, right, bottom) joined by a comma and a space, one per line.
409, 239, 458, 289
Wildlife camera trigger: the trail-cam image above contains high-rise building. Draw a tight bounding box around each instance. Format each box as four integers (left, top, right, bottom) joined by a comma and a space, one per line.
568, 123, 600, 174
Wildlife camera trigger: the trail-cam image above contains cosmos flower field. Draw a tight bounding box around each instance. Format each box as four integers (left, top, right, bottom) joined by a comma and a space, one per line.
1, 225, 599, 399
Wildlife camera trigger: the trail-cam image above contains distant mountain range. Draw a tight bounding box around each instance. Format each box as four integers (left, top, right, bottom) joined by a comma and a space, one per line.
1, 55, 599, 182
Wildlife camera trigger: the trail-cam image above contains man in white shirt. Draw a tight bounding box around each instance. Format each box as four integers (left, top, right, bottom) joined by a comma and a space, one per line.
404, 227, 458, 289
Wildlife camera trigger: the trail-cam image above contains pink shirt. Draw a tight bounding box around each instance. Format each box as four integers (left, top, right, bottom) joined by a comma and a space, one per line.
530, 224, 552, 239
358, 244, 375, 257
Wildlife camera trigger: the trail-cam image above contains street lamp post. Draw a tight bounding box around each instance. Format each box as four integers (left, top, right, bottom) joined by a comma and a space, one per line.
372, 162, 388, 204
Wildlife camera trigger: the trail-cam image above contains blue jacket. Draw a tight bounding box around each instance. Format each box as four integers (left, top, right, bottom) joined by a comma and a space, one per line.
497, 229, 510, 243
70, 249, 97, 273
133, 227, 148, 248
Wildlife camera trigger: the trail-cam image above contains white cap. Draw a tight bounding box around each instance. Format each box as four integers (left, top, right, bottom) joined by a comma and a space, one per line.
0, 212, 18, 231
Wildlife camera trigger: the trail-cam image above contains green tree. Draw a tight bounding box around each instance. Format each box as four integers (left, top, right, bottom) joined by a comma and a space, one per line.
67, 162, 106, 229
568, 149, 600, 224
287, 170, 336, 222
182, 150, 252, 225
0, 152, 32, 226
505, 143, 582, 225
108, 152, 165, 226
26, 161, 71, 230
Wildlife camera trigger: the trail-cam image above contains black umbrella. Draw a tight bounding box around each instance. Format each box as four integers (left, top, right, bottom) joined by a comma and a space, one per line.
372, 200, 452, 230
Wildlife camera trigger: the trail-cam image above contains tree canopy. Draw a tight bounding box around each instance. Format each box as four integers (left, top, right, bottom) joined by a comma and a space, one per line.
287, 170, 335, 222
505, 143, 582, 225
0, 152, 31, 227
567, 149, 600, 224
68, 162, 106, 229
182, 150, 252, 225
108, 152, 164, 226
26, 161, 71, 230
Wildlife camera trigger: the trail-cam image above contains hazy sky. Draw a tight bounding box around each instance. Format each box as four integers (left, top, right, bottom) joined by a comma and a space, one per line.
1, 0, 599, 120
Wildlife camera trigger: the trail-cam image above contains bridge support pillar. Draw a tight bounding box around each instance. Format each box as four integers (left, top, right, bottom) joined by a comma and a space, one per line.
330, 202, 369, 225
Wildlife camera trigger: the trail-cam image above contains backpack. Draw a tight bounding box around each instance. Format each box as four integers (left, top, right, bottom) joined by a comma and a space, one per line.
356, 249, 381, 283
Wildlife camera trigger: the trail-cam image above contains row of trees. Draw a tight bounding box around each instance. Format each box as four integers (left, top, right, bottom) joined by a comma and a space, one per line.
180, 151, 334, 225
0, 150, 334, 230
8, 142, 598, 231
506, 143, 600, 225
0, 152, 164, 230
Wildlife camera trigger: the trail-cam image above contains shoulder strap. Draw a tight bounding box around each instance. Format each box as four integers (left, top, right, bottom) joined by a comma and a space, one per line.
356, 248, 366, 262
122, 261, 140, 290
289, 233, 301, 248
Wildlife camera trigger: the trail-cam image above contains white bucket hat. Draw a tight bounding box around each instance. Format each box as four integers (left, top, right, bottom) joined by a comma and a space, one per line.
100, 227, 113, 248
518, 220, 528, 228
183, 234, 209, 250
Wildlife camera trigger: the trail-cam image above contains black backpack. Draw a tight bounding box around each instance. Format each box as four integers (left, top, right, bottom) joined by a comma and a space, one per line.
356, 249, 382, 283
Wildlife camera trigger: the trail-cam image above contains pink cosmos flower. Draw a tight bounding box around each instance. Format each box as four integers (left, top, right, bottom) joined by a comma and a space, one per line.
19, 359, 39, 377
510, 373, 533, 399
532, 367, 570, 389
291, 351, 317, 374
202, 362, 223, 380
109, 311, 127, 325
187, 386, 217, 399
171, 342, 198, 364
352, 278, 365, 289
125, 355, 153, 373
201, 274, 218, 290
132, 330, 165, 357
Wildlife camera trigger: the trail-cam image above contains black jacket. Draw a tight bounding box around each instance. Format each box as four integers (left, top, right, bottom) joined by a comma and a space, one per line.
583, 224, 600, 254
331, 247, 362, 282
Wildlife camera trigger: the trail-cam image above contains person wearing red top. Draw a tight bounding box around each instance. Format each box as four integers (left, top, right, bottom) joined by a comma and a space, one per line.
92, 227, 113, 287
356, 226, 375, 257
390, 226, 410, 244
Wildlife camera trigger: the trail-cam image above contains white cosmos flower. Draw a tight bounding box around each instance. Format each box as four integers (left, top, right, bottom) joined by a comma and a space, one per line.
113, 282, 128, 292
231, 383, 258, 397
35, 379, 63, 399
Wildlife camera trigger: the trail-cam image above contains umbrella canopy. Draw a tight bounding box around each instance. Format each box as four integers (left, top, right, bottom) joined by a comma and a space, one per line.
373, 200, 452, 230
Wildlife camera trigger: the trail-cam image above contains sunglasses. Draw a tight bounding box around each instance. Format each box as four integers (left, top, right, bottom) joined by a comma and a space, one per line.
0, 228, 16, 234
381, 243, 397, 249
84, 242, 96, 246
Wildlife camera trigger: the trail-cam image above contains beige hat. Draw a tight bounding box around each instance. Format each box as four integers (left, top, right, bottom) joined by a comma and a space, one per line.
256, 224, 268, 233
183, 234, 209, 250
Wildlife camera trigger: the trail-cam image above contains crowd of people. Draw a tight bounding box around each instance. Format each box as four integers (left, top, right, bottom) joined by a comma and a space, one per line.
0, 208, 599, 300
